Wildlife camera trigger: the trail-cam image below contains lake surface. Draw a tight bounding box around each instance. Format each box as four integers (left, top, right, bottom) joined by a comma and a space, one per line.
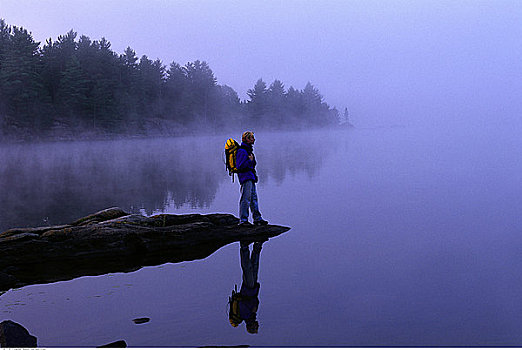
1, 125, 522, 346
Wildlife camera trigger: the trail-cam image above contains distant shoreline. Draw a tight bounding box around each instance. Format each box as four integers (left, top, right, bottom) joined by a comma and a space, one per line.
0, 20, 347, 144
0, 123, 352, 145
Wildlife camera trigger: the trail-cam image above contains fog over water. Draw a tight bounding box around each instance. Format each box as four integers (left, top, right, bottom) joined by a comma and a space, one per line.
0, 131, 327, 231
1, 125, 522, 346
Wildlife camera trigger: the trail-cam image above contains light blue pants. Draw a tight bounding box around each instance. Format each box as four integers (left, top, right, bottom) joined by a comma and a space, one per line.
239, 180, 263, 224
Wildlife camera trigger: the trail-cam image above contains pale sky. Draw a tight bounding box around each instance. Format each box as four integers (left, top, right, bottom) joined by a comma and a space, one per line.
1, 0, 522, 127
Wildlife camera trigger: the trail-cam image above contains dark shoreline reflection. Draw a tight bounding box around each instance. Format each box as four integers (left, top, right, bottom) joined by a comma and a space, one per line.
0, 132, 337, 232
0, 234, 280, 295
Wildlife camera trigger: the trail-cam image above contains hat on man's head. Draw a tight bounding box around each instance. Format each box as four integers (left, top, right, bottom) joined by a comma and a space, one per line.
242, 131, 254, 143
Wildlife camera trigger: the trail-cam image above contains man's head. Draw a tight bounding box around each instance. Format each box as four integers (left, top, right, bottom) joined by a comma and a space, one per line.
246, 318, 259, 334
242, 131, 255, 144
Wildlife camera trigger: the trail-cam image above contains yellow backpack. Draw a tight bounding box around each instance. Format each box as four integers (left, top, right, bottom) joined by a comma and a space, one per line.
224, 138, 240, 181
228, 286, 242, 327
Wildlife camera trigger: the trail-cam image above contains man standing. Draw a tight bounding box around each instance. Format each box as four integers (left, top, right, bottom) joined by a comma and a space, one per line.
236, 131, 268, 227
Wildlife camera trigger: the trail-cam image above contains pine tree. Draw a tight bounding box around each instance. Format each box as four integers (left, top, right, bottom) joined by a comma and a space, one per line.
212, 84, 242, 129
122, 46, 138, 68
164, 61, 189, 122
285, 86, 303, 124
0, 19, 11, 116
40, 30, 77, 106
0, 19, 10, 71
57, 56, 90, 127
183, 60, 217, 126
246, 78, 268, 126
266, 79, 286, 126
87, 37, 120, 130
0, 26, 45, 128
135, 55, 165, 118
302, 82, 328, 126
116, 46, 139, 128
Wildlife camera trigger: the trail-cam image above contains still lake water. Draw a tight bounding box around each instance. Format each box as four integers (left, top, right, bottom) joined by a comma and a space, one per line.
1, 125, 521, 346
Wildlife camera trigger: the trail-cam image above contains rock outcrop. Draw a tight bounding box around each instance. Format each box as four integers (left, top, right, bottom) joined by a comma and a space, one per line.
0, 208, 290, 291
0, 320, 38, 348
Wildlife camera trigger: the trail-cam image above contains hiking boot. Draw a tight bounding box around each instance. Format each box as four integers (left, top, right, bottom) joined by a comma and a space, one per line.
238, 221, 253, 227
254, 219, 268, 226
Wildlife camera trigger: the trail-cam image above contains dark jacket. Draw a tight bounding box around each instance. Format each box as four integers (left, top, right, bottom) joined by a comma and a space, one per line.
236, 142, 258, 184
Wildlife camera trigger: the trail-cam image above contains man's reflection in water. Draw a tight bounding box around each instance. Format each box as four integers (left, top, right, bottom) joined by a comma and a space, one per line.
228, 240, 264, 334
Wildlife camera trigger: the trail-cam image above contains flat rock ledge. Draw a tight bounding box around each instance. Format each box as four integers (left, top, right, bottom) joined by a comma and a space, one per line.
0, 207, 290, 291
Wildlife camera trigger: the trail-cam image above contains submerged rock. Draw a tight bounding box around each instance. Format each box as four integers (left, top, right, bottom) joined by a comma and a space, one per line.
0, 208, 290, 291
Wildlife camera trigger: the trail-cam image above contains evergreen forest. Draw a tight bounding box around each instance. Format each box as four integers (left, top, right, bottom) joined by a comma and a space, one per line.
0, 20, 343, 141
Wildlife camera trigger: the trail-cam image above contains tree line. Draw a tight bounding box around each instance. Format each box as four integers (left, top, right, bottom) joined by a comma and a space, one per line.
0, 20, 342, 140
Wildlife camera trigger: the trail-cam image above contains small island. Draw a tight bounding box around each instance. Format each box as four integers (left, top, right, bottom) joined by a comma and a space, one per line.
0, 207, 290, 291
